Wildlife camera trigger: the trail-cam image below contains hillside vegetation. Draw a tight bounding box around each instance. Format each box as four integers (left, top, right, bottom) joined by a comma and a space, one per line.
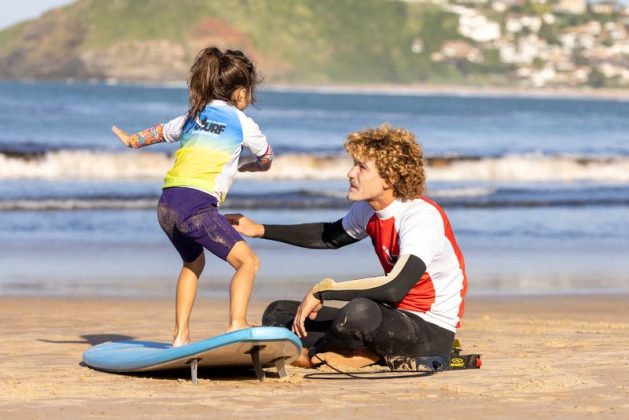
0, 0, 471, 84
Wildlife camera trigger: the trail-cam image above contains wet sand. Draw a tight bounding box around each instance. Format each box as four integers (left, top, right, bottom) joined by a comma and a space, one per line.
1, 295, 627, 418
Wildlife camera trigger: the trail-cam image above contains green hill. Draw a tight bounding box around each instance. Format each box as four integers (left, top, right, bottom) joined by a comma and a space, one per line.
0, 0, 473, 84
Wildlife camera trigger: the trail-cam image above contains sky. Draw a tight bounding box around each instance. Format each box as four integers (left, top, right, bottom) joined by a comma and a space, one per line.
1, 0, 628, 31
0, 0, 76, 30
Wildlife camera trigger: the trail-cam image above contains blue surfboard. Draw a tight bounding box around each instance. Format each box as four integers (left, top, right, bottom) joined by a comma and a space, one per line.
83, 326, 302, 382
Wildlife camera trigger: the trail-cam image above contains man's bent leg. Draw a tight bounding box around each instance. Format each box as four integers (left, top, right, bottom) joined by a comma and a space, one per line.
262, 300, 342, 368
262, 300, 339, 348
314, 298, 454, 365
370, 305, 455, 359
308, 298, 381, 368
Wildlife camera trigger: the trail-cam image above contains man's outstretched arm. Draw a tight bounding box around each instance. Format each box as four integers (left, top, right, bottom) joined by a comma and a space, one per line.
226, 215, 358, 249
262, 219, 357, 249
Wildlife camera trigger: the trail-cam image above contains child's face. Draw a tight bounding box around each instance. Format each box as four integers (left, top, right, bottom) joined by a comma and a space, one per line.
232, 88, 252, 111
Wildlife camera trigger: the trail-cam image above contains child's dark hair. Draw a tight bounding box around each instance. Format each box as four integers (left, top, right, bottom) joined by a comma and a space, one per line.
187, 46, 261, 119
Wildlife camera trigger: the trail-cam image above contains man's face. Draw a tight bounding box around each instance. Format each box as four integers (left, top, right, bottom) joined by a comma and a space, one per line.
346, 157, 389, 202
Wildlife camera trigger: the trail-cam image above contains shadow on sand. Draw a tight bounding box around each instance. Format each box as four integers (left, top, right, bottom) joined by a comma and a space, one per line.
38, 334, 135, 345
78, 363, 281, 382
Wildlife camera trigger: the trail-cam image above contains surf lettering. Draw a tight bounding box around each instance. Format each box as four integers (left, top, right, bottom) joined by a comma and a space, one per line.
196, 117, 227, 135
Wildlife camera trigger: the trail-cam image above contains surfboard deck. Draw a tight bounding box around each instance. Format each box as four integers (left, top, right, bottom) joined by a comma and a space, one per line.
82, 326, 302, 383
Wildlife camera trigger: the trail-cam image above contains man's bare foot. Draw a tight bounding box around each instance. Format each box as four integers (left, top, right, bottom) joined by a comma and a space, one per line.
290, 348, 319, 368
313, 348, 380, 369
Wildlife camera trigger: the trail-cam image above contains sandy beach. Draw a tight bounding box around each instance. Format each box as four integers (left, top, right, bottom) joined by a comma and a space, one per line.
1, 295, 627, 418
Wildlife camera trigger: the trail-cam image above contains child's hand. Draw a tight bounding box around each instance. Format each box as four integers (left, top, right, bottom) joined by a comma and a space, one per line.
112, 126, 133, 148
237, 161, 260, 172
238, 155, 272, 172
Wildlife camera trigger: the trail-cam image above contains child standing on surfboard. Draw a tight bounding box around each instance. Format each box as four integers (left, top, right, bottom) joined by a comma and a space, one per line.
112, 46, 273, 347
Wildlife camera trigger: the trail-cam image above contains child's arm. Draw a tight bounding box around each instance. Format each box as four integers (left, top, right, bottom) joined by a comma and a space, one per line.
238, 115, 273, 172
112, 124, 165, 149
112, 115, 187, 149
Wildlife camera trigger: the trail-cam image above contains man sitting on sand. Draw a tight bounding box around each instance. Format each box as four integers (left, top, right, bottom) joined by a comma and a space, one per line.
228, 124, 468, 370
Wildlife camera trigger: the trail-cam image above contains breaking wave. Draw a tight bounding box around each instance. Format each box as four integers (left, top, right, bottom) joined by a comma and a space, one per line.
2, 185, 628, 211
1, 149, 629, 183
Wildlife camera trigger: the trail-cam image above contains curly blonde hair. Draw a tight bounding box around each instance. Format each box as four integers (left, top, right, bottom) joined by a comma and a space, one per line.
344, 124, 426, 200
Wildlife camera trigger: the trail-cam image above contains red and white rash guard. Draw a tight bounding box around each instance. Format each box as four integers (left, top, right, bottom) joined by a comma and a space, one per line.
340, 198, 468, 332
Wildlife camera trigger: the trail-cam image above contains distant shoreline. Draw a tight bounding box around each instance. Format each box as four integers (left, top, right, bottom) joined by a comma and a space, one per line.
4, 78, 629, 101
263, 83, 629, 101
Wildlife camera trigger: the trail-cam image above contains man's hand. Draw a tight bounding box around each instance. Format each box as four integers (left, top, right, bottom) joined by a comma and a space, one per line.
112, 126, 133, 148
225, 213, 265, 238
292, 290, 322, 338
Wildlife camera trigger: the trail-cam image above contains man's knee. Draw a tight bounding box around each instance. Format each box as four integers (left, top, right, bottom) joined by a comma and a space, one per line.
262, 300, 299, 326
331, 297, 381, 336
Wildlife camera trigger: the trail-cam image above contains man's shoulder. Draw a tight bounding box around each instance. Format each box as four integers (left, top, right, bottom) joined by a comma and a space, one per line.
401, 197, 441, 212
398, 198, 444, 224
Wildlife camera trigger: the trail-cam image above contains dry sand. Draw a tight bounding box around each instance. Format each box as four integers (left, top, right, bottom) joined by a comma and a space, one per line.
1, 295, 627, 418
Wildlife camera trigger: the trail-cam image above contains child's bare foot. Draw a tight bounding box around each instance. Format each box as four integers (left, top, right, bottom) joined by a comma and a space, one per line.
172, 336, 191, 348
226, 319, 251, 333
172, 326, 191, 347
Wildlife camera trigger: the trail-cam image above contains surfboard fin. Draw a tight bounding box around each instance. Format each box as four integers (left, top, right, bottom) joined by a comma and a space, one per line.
248, 345, 266, 381
188, 358, 200, 384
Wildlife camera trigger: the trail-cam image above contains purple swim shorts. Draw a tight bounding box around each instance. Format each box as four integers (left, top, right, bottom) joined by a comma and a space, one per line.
157, 187, 243, 262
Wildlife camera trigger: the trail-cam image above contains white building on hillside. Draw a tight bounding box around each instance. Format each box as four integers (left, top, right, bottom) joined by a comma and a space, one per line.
458, 12, 501, 42
506, 15, 543, 33
555, 0, 587, 14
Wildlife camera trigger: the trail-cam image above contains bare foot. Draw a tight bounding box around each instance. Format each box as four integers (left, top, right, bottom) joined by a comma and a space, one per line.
226, 319, 251, 333
313, 349, 380, 369
290, 348, 319, 368
172, 335, 192, 348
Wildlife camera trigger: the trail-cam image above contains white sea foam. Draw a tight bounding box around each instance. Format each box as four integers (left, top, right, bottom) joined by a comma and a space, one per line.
0, 150, 172, 180
425, 154, 629, 183
429, 187, 496, 198
0, 198, 158, 211
1, 150, 629, 182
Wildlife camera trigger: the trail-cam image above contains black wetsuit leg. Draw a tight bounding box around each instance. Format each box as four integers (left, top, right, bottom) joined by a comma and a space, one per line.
262, 298, 455, 358
262, 300, 342, 349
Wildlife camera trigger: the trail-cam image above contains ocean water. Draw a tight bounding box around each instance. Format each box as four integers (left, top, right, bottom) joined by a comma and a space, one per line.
1, 81, 627, 297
